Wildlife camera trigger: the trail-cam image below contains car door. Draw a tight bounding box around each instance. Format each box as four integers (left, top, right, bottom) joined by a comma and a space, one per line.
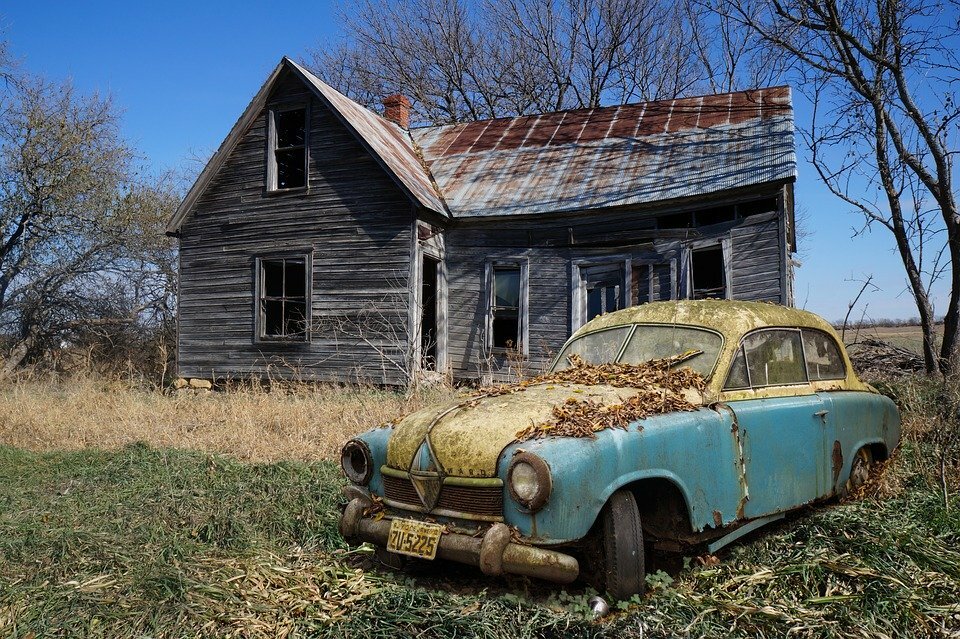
724, 329, 835, 519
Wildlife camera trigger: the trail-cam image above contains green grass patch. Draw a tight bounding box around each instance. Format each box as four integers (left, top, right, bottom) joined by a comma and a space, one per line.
0, 443, 957, 637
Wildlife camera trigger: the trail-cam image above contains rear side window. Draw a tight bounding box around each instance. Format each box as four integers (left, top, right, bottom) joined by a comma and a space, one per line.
724, 347, 750, 389
742, 329, 807, 386
802, 330, 846, 380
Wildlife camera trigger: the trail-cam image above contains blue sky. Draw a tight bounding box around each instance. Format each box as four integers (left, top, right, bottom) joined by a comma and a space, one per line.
2, 1, 944, 323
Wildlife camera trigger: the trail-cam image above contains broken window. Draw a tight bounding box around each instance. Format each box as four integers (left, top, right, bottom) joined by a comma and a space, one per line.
258, 257, 309, 340
269, 106, 307, 190
491, 266, 522, 350
802, 330, 846, 380
738, 197, 778, 217
581, 263, 625, 322
696, 205, 736, 226
658, 211, 693, 229
691, 245, 726, 300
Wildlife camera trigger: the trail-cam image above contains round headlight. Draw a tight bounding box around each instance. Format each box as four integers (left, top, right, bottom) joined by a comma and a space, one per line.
341, 439, 373, 486
508, 452, 552, 511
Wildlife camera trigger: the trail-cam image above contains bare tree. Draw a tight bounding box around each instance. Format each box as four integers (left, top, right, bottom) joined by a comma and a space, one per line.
686, 0, 788, 93
0, 71, 178, 379
309, 0, 781, 126
717, 0, 960, 375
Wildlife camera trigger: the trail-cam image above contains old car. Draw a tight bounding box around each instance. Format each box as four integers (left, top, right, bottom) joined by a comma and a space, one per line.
338, 300, 900, 599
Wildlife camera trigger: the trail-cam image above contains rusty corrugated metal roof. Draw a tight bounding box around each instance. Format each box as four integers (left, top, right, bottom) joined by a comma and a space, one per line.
411, 87, 795, 218
289, 60, 449, 217
169, 60, 794, 233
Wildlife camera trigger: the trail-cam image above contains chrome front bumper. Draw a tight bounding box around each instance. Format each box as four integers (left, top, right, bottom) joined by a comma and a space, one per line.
338, 489, 579, 584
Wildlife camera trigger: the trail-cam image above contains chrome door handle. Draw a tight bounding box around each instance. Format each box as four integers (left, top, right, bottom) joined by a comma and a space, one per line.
814, 410, 829, 418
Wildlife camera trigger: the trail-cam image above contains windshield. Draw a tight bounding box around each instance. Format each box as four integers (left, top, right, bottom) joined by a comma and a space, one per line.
552, 324, 723, 378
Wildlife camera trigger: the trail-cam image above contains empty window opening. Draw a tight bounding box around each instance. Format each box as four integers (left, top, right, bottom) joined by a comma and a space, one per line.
582, 263, 624, 322
271, 107, 307, 190
259, 257, 308, 339
738, 197, 778, 217
492, 267, 521, 349
421, 256, 439, 370
658, 211, 693, 229
691, 246, 726, 300
696, 205, 737, 227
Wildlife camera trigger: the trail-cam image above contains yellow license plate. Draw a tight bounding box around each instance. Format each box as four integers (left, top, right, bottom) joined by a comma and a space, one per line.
386, 518, 443, 560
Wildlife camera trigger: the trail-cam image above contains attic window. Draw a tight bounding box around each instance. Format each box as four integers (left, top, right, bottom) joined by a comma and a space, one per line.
257, 256, 309, 340
268, 106, 307, 190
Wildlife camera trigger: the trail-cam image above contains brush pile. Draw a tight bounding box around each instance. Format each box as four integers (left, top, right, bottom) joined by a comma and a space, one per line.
510, 353, 707, 441
848, 338, 925, 375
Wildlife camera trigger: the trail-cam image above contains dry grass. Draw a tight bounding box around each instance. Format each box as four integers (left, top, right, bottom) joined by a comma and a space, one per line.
0, 376, 458, 462
843, 323, 932, 354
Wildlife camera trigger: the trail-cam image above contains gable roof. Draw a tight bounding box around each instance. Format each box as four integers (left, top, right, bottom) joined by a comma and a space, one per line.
166, 58, 446, 234
411, 87, 795, 218
167, 58, 795, 233
285, 60, 447, 217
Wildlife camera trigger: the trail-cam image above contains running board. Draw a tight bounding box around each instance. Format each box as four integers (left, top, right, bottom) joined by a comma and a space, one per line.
707, 513, 785, 554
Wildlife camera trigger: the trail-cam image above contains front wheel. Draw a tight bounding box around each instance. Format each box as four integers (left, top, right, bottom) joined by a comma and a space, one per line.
599, 489, 646, 600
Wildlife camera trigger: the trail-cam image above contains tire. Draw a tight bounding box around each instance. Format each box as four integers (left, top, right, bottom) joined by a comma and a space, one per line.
600, 489, 646, 600
845, 447, 874, 495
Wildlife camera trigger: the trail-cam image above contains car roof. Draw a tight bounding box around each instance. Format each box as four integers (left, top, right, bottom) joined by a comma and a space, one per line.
573, 300, 840, 344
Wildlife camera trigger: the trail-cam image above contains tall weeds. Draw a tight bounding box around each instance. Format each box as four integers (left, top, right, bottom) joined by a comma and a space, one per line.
0, 374, 457, 462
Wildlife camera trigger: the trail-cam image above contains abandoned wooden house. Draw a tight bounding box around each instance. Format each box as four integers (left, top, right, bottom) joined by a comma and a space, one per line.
167, 57, 798, 385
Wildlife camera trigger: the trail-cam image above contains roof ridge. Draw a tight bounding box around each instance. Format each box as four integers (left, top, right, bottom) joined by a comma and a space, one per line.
412, 85, 792, 132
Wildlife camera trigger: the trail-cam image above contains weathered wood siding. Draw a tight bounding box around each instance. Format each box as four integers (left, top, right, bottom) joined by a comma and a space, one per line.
444, 191, 788, 381
177, 70, 414, 384
729, 212, 783, 302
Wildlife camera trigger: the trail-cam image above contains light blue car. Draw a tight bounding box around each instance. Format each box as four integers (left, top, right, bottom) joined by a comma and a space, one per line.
339, 300, 900, 599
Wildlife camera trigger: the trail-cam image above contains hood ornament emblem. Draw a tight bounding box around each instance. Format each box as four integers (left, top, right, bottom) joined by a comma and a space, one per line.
409, 439, 442, 510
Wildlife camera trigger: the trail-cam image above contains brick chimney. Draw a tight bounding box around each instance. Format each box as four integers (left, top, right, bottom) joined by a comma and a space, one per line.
383, 94, 411, 129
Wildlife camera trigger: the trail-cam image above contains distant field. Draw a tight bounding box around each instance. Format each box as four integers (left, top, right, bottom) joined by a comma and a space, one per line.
841, 324, 930, 354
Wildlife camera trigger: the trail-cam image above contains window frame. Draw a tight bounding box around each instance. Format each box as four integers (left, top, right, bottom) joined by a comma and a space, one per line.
254, 252, 312, 343
572, 256, 632, 330
551, 322, 725, 379
681, 237, 732, 300
266, 101, 310, 193
800, 328, 848, 381
724, 327, 826, 390
485, 259, 529, 355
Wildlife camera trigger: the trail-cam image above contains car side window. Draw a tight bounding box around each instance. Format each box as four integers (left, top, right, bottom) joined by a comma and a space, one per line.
742, 329, 807, 387
802, 329, 846, 380
723, 346, 750, 389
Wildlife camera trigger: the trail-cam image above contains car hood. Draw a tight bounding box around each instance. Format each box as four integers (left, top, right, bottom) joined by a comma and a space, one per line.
385, 383, 704, 478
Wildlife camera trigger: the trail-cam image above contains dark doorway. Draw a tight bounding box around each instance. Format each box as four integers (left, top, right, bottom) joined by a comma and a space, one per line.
691, 246, 726, 299
421, 256, 440, 370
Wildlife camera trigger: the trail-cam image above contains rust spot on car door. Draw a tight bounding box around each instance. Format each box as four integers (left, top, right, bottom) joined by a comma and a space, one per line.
832, 441, 843, 485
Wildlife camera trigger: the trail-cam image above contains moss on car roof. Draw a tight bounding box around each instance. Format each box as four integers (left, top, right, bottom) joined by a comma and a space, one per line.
575, 300, 839, 343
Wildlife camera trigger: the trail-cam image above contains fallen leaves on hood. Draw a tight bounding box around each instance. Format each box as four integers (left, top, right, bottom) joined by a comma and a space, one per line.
510, 352, 707, 442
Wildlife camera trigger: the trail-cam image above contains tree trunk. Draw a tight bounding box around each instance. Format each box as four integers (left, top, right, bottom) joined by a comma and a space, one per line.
938, 217, 960, 375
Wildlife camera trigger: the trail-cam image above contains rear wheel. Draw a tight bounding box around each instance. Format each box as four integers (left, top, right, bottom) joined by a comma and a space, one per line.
599, 489, 646, 600
845, 447, 874, 495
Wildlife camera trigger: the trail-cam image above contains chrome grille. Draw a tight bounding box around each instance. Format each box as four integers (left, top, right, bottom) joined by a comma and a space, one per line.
383, 475, 504, 518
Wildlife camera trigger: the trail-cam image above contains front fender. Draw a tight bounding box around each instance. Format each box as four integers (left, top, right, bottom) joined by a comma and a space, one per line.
497, 407, 742, 544
351, 425, 393, 496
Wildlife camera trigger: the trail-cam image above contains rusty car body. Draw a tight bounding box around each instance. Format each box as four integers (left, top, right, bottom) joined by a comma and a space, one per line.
338, 300, 900, 599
